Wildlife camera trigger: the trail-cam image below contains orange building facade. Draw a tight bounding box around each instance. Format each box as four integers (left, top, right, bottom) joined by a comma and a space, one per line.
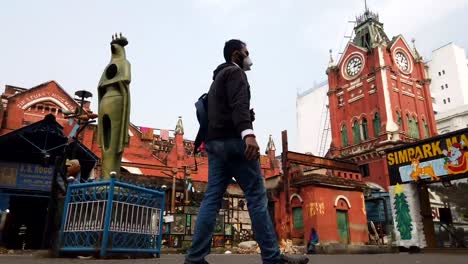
268, 165, 369, 245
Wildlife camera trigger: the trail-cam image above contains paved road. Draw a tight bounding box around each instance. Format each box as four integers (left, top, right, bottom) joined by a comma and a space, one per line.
0, 253, 467, 264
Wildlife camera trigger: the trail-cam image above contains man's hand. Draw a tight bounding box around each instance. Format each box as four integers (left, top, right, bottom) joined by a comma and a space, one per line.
244, 136, 260, 160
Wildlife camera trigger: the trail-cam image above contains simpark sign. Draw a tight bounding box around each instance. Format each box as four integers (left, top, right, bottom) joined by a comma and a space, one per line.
386, 128, 468, 186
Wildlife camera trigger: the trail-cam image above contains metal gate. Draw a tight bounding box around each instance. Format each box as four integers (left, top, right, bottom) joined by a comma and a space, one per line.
59, 178, 165, 257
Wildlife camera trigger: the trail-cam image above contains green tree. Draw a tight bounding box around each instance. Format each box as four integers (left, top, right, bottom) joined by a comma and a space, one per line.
394, 190, 413, 240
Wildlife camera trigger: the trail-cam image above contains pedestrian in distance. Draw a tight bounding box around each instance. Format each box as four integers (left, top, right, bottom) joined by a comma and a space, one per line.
307, 228, 319, 254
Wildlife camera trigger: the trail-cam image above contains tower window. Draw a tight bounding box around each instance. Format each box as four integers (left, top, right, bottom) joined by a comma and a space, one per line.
445, 84, 448, 88
353, 120, 361, 144
407, 115, 420, 139
442, 70, 446, 75
423, 120, 429, 139
443, 99, 446, 104
373, 112, 381, 137
413, 117, 420, 139
448, 97, 451, 103
441, 85, 444, 90
397, 111, 402, 128
341, 125, 349, 147
438, 72, 441, 76
361, 118, 369, 140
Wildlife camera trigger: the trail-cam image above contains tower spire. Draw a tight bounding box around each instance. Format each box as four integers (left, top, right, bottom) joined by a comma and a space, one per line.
328, 49, 335, 67
266, 135, 276, 152
175, 116, 184, 135
412, 38, 423, 61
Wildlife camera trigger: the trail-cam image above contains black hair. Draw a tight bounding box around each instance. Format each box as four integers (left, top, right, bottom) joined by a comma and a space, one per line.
223, 39, 246, 62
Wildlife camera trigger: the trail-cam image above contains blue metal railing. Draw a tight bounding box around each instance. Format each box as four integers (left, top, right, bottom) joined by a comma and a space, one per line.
59, 178, 165, 257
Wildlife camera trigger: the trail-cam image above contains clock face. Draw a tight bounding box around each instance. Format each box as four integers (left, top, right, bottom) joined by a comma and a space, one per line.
346, 56, 363, 77
395, 51, 410, 72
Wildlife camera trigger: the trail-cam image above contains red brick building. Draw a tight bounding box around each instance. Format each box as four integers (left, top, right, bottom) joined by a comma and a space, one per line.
0, 80, 282, 248
326, 10, 437, 190
0, 80, 280, 184
268, 166, 369, 245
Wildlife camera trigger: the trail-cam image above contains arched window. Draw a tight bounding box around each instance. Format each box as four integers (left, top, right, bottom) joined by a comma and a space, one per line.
406, 114, 413, 138
413, 116, 420, 139
423, 120, 429, 139
397, 111, 402, 128
341, 125, 348, 147
373, 112, 381, 137
361, 118, 369, 140
352, 120, 361, 144
291, 196, 304, 230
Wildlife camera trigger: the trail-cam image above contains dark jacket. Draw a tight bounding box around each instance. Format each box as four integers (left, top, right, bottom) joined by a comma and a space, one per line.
206, 62, 253, 141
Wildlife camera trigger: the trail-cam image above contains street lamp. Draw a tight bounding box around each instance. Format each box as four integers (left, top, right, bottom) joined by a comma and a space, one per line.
43, 89, 96, 251
75, 90, 93, 101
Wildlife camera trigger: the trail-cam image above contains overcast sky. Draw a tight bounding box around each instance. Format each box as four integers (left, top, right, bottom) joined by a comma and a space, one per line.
1, 0, 468, 152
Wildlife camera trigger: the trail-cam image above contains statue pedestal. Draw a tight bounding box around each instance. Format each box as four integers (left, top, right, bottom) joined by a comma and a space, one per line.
58, 178, 165, 258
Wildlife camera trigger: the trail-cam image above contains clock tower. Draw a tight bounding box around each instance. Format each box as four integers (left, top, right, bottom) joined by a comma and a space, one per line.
326, 8, 437, 189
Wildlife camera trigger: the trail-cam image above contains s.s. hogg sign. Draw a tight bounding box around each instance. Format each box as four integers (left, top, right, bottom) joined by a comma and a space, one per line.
386, 128, 468, 186
0, 161, 54, 192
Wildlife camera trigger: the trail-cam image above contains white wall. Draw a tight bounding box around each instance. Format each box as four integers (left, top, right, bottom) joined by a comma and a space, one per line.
436, 104, 468, 134
428, 43, 468, 114
296, 81, 329, 155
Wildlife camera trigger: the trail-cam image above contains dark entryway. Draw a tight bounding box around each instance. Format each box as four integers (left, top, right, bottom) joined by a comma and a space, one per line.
1, 195, 49, 249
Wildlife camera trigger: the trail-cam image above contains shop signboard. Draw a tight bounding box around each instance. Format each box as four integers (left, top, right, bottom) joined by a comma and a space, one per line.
386, 128, 468, 186
0, 161, 54, 192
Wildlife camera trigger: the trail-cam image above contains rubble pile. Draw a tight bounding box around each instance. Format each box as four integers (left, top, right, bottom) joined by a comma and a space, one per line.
236, 241, 259, 254
280, 239, 301, 254
234, 239, 305, 255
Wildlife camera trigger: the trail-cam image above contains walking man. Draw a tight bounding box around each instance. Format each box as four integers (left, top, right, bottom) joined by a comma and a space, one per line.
185, 39, 309, 264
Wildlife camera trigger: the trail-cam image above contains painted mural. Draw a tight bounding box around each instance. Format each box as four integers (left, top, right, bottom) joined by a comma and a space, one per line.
389, 184, 427, 248
386, 128, 468, 185
170, 214, 186, 234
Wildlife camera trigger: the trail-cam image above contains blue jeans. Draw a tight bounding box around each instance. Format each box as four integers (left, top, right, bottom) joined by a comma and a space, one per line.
185, 139, 281, 264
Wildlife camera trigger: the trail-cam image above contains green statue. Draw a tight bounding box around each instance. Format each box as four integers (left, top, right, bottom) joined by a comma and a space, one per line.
97, 33, 131, 179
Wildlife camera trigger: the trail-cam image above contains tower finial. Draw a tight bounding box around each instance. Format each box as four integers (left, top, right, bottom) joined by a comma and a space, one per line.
266, 134, 276, 152
364, 0, 369, 13
328, 49, 335, 67
175, 116, 184, 135
411, 38, 422, 61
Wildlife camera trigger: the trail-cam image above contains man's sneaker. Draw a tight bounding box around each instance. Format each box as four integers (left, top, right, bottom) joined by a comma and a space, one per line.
278, 254, 309, 264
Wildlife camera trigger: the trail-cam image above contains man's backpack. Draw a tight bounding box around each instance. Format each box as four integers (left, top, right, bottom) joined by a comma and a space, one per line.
194, 93, 208, 154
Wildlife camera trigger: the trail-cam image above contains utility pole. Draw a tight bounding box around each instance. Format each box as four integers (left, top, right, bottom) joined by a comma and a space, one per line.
171, 168, 177, 214
42, 90, 94, 253
281, 130, 292, 239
